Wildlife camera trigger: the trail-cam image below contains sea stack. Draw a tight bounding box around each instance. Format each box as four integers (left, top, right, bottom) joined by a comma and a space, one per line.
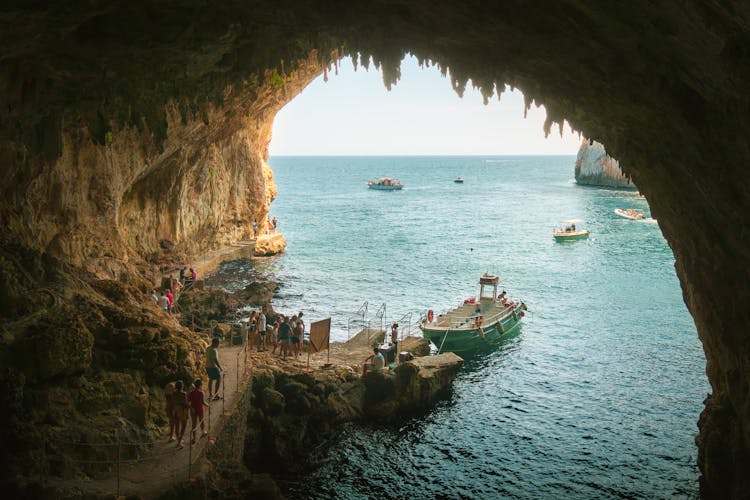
574, 139, 636, 188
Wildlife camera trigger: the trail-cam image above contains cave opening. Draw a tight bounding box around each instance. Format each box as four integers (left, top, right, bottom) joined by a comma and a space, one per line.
242, 55, 710, 497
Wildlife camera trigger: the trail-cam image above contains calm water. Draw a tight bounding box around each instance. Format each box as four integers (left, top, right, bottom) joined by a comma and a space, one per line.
230, 156, 708, 498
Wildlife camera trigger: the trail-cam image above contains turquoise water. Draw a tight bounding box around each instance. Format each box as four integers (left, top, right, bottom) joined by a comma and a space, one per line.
252, 156, 708, 498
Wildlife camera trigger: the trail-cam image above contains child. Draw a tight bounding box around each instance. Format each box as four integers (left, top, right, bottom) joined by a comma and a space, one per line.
164, 381, 176, 442
172, 380, 189, 449
188, 379, 209, 443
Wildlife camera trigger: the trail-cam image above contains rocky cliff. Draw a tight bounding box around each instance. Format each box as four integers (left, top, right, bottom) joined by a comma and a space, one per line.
0, 53, 325, 487
575, 140, 636, 188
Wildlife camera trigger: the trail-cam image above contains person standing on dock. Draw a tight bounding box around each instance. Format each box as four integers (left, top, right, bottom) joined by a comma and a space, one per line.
290, 315, 302, 357
257, 308, 267, 351
206, 338, 222, 401
252, 219, 258, 238
278, 315, 292, 360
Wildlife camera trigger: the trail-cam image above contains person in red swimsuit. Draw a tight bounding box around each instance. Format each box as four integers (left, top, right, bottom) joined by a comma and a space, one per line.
188, 379, 209, 443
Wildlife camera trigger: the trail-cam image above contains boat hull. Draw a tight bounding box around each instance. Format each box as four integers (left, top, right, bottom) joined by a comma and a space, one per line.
614, 208, 643, 220
368, 184, 403, 190
553, 230, 589, 241
421, 304, 524, 354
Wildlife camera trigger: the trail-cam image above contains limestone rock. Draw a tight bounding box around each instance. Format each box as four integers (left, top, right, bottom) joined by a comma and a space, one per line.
575, 140, 636, 188
253, 234, 287, 256
363, 352, 464, 420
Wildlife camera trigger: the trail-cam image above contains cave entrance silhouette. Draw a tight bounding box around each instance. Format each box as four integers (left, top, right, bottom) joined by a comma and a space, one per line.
261, 55, 706, 496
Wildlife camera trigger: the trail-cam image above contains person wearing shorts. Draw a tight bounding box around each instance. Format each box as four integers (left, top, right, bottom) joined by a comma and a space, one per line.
257, 310, 267, 351
188, 379, 209, 443
290, 315, 302, 357
278, 315, 291, 360
206, 338, 222, 400
172, 380, 189, 449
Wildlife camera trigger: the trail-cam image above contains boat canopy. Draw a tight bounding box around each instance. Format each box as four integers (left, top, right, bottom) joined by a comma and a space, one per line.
479, 274, 500, 301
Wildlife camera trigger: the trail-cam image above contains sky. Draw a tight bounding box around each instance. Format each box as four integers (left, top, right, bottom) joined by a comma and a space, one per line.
269, 55, 583, 156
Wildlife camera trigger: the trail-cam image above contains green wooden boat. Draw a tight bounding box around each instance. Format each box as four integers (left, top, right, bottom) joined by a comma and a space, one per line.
420, 274, 527, 355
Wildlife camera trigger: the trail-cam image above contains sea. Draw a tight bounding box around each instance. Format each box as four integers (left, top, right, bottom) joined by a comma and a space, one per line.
212, 156, 709, 499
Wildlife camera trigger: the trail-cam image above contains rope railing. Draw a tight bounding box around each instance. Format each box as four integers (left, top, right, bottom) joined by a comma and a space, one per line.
43, 410, 215, 496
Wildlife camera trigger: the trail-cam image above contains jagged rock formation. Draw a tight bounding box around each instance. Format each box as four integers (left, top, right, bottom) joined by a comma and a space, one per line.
253, 233, 287, 256
1, 2, 750, 497
575, 140, 636, 188
207, 351, 462, 489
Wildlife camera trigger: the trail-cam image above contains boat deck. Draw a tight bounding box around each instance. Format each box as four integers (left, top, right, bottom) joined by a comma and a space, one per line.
433, 300, 515, 330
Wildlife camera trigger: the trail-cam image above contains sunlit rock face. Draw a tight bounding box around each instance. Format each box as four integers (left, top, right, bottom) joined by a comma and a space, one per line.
1, 2, 749, 497
575, 140, 636, 188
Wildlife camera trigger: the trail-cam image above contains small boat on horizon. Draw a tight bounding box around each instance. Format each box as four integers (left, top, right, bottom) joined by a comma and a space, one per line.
367, 177, 403, 190
614, 208, 644, 220
553, 222, 590, 241
454, 177, 464, 183
420, 274, 526, 355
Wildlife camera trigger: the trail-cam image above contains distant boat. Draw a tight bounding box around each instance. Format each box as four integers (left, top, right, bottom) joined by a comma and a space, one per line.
420, 274, 526, 355
614, 208, 644, 220
454, 177, 464, 183
367, 177, 403, 190
553, 225, 590, 241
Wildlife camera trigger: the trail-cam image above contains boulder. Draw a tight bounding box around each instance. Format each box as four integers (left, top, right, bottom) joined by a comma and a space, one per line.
363, 352, 463, 420
253, 234, 287, 256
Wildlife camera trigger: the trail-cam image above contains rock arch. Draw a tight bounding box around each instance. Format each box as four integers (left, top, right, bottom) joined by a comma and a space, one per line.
0, 2, 748, 497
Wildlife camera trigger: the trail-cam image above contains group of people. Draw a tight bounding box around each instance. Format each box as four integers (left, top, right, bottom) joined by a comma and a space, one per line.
164, 338, 223, 449
244, 307, 305, 361
251, 216, 278, 238
179, 266, 198, 286
151, 288, 175, 313
149, 265, 200, 313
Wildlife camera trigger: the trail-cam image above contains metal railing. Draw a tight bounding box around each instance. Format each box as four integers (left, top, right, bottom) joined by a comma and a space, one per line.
347, 301, 368, 340
393, 311, 413, 342
370, 302, 386, 334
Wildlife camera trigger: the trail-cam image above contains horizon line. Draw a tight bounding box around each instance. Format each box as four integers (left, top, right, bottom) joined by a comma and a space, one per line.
268, 153, 577, 157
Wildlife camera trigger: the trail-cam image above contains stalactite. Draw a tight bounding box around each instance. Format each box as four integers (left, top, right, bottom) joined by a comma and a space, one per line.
523, 93, 532, 119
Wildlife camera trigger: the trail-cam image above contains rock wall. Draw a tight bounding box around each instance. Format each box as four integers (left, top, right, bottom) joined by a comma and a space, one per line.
0, 52, 323, 487
575, 139, 636, 188
242, 353, 462, 475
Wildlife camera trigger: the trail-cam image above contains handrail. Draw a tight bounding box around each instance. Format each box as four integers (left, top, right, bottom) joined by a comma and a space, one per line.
347, 301, 369, 340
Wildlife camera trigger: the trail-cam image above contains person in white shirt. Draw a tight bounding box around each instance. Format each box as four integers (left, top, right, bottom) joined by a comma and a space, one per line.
362, 348, 385, 376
